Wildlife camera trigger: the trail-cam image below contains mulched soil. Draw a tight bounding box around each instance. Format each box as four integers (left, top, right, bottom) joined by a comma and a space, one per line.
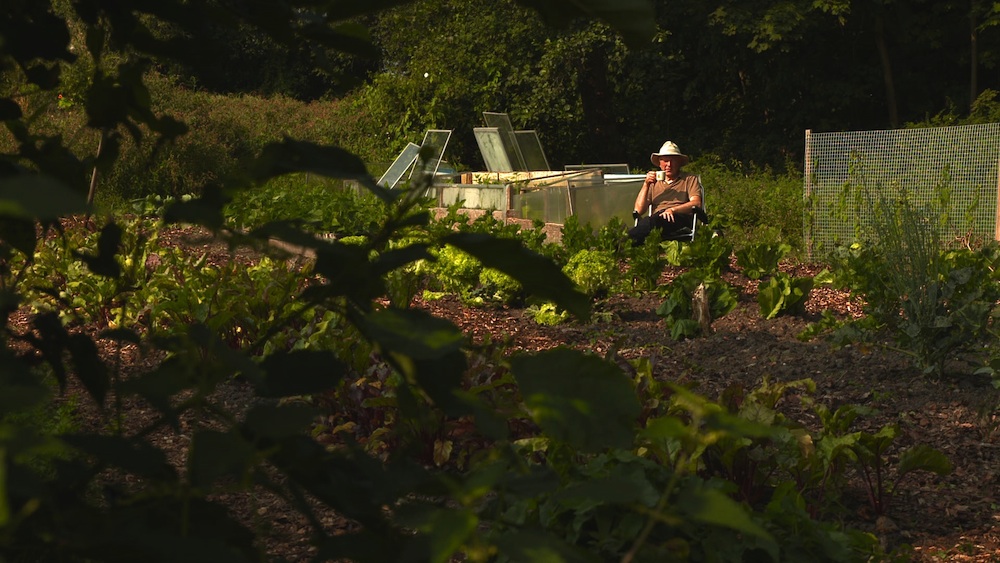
49, 223, 1000, 561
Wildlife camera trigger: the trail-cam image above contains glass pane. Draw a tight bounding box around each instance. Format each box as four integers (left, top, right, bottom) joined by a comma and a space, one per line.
570, 180, 644, 228
483, 112, 527, 171
514, 130, 550, 171
377, 142, 420, 188
474, 127, 513, 172
410, 130, 452, 178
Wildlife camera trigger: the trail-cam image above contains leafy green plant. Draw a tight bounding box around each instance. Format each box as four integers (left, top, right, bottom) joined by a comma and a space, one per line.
690, 158, 804, 253
428, 243, 483, 294
225, 176, 387, 236
758, 272, 814, 319
826, 232, 1000, 375
845, 426, 953, 516
812, 174, 1000, 375
736, 242, 791, 280
477, 267, 523, 306
662, 228, 733, 277
559, 214, 598, 261
525, 301, 571, 325
655, 271, 738, 340
625, 230, 666, 292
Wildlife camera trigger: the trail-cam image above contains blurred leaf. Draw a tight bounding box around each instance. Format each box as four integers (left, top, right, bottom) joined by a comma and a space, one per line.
445, 233, 590, 320
32, 312, 70, 392
361, 308, 464, 360
0, 176, 88, 219
676, 487, 777, 553
0, 357, 51, 416
511, 348, 640, 451
897, 444, 952, 477
257, 350, 347, 398
373, 243, 434, 276
453, 389, 509, 440
315, 529, 408, 562
0, 217, 38, 257
0, 99, 22, 120
243, 403, 318, 440
395, 504, 477, 563
412, 349, 467, 415
163, 185, 228, 229
74, 222, 122, 278
189, 430, 257, 489
68, 333, 109, 408
251, 138, 376, 188
62, 434, 177, 480
553, 472, 656, 507
495, 528, 599, 563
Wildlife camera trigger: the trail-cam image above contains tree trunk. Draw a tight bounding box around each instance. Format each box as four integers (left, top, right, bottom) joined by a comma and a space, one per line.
970, 1, 979, 110
874, 14, 899, 128
579, 42, 625, 163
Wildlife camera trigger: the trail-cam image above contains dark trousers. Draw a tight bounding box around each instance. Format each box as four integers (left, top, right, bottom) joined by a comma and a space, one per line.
628, 215, 690, 245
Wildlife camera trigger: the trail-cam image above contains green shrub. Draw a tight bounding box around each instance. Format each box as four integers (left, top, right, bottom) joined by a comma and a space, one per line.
689, 157, 804, 253
430, 243, 482, 295
525, 301, 571, 325
225, 176, 385, 235
559, 214, 598, 260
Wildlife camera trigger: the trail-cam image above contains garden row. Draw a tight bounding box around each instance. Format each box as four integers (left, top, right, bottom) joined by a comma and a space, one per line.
6, 177, 997, 560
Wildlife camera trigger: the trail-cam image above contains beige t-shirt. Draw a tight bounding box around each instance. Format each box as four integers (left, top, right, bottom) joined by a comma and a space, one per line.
649, 174, 702, 214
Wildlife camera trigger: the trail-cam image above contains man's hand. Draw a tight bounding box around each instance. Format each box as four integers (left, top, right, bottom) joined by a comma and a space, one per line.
632, 210, 641, 220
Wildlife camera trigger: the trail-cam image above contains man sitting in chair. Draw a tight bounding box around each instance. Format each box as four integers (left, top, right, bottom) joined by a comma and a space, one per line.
627, 141, 704, 245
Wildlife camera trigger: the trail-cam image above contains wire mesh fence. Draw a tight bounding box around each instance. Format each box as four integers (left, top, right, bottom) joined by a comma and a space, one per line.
804, 123, 1000, 257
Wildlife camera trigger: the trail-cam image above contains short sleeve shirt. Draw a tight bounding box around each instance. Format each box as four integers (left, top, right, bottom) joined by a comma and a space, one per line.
649, 174, 702, 214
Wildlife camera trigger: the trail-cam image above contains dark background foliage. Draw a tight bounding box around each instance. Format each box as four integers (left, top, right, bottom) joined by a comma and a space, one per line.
151, 0, 1000, 170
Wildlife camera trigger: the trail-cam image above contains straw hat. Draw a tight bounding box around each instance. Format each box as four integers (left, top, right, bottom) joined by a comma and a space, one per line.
650, 141, 689, 166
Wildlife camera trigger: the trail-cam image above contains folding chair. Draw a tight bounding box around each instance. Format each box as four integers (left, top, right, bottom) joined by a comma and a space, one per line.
633, 181, 709, 242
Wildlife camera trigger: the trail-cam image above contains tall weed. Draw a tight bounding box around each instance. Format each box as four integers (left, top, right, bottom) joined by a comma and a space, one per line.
824, 183, 1000, 375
